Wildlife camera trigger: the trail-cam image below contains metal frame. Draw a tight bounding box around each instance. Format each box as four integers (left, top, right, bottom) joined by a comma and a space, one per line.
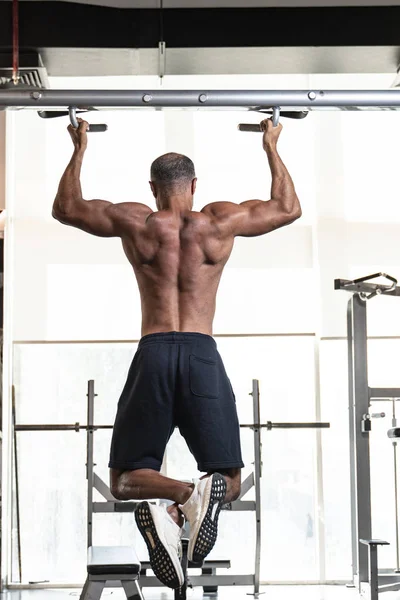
336, 274, 400, 600
85, 379, 263, 598
10, 377, 330, 592
3, 89, 400, 110
252, 379, 262, 598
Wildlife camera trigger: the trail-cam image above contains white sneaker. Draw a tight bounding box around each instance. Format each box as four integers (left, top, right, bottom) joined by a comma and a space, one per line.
179, 473, 227, 563
135, 501, 184, 589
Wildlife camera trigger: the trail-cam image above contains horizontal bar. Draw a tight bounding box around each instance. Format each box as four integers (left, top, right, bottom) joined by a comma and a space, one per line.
369, 388, 400, 399
14, 423, 113, 431
379, 583, 400, 592
268, 422, 330, 429
93, 501, 138, 513
93, 498, 256, 513
141, 559, 231, 571
334, 278, 400, 296
223, 500, 256, 511
4, 89, 400, 110
240, 422, 330, 429
138, 574, 255, 587
360, 539, 390, 546
17, 421, 329, 431
6, 580, 353, 589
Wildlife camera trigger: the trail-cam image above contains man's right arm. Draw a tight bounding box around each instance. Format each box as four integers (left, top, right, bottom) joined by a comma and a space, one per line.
52, 120, 152, 237
202, 119, 301, 237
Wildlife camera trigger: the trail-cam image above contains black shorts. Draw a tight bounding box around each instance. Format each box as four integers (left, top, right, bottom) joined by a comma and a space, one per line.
109, 331, 244, 473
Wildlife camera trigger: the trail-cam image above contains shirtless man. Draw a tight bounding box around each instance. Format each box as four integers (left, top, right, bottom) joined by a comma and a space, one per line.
52, 117, 301, 590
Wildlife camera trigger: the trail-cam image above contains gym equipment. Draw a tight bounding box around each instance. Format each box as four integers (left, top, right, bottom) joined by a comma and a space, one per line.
68, 106, 107, 133
38, 106, 108, 132
13, 379, 329, 597
3, 89, 400, 110
238, 110, 309, 131
80, 546, 144, 600
336, 272, 400, 600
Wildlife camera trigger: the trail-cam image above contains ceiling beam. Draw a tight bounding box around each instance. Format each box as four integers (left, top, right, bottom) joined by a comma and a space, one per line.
1, 3, 400, 48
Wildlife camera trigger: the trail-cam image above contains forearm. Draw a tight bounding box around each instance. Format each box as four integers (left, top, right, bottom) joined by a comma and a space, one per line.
264, 143, 300, 214
52, 150, 85, 219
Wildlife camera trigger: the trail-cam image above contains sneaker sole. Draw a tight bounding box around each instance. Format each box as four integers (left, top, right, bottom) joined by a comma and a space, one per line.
189, 473, 227, 563
135, 501, 184, 590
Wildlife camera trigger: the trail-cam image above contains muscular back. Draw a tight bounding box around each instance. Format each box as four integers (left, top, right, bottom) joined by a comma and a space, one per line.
121, 208, 234, 336
53, 120, 301, 336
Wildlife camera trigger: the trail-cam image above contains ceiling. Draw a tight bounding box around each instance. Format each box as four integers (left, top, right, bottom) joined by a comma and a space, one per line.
0, 0, 400, 5
1, 1, 400, 77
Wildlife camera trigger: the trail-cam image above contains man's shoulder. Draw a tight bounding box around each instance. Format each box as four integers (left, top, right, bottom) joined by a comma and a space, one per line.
201, 201, 239, 219
110, 202, 153, 221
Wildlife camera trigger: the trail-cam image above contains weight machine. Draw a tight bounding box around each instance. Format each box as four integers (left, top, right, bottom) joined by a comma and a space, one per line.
336, 273, 400, 600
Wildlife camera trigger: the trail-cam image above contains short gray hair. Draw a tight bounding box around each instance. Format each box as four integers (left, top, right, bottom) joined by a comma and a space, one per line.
150, 152, 195, 186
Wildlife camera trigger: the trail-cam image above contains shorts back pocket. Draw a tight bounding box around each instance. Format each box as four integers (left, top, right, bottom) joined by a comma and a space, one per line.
189, 354, 219, 398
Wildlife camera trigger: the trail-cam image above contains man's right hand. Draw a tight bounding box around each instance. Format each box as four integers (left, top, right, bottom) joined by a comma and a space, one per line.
261, 118, 283, 151
68, 118, 89, 154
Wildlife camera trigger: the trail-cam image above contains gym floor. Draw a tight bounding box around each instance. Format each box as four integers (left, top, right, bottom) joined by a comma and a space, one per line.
0, 586, 387, 600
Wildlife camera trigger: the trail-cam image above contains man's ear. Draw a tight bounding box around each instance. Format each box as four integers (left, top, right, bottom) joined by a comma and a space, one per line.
192, 178, 197, 195
150, 181, 157, 198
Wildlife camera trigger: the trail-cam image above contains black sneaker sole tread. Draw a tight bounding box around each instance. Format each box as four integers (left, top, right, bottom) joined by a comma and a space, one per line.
135, 501, 182, 590
192, 473, 227, 563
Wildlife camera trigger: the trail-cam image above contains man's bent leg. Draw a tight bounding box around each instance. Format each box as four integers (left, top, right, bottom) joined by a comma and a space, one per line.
110, 468, 191, 590
110, 468, 193, 506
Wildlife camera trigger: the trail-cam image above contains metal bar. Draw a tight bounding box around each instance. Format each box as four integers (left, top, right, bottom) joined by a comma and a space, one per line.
237, 473, 254, 499
378, 582, 400, 592
14, 424, 112, 431
122, 580, 144, 600
15, 424, 80, 431
313, 332, 326, 584
11, 388, 22, 583
5, 89, 400, 109
15, 421, 329, 431
369, 545, 379, 600
252, 379, 262, 598
335, 278, 400, 296
6, 579, 353, 589
240, 422, 329, 428
348, 297, 359, 583
266, 422, 330, 429
394, 439, 400, 572
348, 296, 372, 588
86, 380, 95, 548
369, 388, 400, 399
223, 500, 256, 511
93, 473, 116, 502
138, 574, 255, 588
92, 501, 135, 513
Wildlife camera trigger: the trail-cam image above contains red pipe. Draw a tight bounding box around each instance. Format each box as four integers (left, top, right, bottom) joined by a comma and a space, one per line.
12, 0, 19, 83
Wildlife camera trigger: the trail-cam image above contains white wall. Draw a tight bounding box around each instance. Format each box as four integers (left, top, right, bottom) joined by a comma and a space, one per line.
9, 72, 400, 342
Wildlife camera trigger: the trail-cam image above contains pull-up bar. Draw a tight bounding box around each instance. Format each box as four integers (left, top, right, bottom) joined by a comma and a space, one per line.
2, 88, 400, 110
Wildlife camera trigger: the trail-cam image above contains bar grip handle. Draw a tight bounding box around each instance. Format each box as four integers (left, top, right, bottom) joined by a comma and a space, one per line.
38, 110, 69, 119
87, 124, 108, 133
69, 106, 107, 133
238, 110, 309, 132
238, 124, 261, 132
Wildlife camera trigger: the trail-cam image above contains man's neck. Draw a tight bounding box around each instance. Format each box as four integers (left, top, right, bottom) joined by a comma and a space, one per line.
158, 192, 193, 213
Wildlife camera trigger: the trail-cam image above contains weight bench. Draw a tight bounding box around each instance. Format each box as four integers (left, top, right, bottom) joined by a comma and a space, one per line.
80, 546, 144, 600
